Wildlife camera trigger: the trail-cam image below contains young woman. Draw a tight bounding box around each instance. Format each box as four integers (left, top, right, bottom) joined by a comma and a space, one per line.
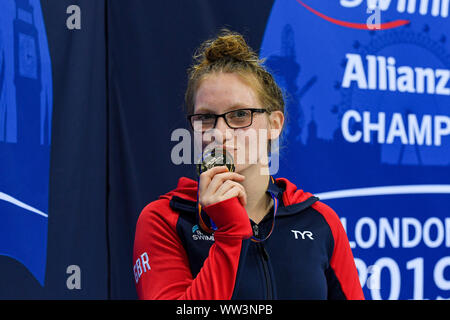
133, 30, 364, 300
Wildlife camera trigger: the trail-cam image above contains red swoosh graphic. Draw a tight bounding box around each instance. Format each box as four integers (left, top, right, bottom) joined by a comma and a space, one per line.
297, 0, 410, 30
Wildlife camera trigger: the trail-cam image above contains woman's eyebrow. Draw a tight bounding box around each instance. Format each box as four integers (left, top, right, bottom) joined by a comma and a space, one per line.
224, 103, 252, 112
193, 107, 213, 113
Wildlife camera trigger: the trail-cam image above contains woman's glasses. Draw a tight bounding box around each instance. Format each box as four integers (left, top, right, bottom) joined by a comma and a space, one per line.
188, 108, 267, 132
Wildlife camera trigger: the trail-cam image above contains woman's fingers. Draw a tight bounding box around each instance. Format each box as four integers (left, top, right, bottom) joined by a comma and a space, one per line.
214, 179, 236, 197
222, 184, 247, 207
198, 166, 247, 208
207, 171, 245, 194
198, 166, 229, 194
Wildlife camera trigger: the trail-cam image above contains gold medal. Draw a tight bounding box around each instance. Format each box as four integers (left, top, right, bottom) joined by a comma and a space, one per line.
196, 147, 235, 175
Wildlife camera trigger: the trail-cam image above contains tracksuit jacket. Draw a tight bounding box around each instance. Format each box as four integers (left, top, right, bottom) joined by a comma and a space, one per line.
133, 176, 364, 300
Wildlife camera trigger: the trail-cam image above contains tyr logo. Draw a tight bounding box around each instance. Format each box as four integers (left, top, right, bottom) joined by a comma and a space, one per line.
291, 230, 314, 240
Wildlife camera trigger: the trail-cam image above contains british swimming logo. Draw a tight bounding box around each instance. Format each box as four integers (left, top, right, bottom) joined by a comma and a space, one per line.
192, 225, 215, 241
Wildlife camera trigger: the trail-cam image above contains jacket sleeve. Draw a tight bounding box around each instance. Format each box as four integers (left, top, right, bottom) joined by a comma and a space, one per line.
313, 201, 365, 300
133, 197, 253, 300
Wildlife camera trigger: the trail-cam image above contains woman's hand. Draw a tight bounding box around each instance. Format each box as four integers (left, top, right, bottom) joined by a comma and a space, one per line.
198, 166, 247, 208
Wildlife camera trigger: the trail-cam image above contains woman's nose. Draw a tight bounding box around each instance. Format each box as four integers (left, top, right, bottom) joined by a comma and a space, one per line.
212, 117, 234, 143
215, 116, 228, 131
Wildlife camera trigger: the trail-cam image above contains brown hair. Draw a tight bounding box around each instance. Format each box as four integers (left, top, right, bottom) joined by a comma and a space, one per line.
184, 29, 285, 122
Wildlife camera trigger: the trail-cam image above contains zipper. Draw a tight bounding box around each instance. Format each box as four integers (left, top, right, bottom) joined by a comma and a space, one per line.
253, 224, 273, 299
258, 244, 272, 299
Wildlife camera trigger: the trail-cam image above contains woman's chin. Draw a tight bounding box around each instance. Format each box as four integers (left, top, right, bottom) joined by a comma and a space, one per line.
233, 163, 247, 174
233, 162, 258, 174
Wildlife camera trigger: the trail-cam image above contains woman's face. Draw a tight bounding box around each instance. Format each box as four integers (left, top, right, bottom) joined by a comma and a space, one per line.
193, 72, 283, 174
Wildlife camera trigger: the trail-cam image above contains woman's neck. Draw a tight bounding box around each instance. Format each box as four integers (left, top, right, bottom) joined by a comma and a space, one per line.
239, 163, 273, 224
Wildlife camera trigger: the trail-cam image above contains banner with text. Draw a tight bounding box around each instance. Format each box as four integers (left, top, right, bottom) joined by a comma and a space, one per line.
260, 0, 450, 300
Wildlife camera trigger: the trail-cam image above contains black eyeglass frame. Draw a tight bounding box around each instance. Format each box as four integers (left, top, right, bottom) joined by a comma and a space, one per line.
187, 108, 268, 131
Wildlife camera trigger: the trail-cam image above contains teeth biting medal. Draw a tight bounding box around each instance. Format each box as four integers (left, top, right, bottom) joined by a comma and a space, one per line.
196, 147, 235, 175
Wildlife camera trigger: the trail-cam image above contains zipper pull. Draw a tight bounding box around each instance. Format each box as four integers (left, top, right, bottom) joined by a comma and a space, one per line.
253, 224, 259, 237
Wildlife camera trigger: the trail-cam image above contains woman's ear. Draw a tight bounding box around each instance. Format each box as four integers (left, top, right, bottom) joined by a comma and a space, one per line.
268, 110, 284, 140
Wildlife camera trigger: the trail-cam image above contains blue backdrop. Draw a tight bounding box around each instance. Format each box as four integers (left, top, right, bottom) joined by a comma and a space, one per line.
0, 0, 448, 300
261, 1, 450, 300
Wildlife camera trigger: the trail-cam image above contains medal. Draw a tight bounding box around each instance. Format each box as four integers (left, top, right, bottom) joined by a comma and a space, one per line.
196, 147, 235, 175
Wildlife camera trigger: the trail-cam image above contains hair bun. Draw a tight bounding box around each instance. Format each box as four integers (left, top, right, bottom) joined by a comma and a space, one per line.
186, 29, 285, 119
201, 29, 257, 64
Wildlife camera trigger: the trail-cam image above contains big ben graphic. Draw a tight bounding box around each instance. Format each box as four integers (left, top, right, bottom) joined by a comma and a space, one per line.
0, 0, 52, 288
13, 0, 42, 147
